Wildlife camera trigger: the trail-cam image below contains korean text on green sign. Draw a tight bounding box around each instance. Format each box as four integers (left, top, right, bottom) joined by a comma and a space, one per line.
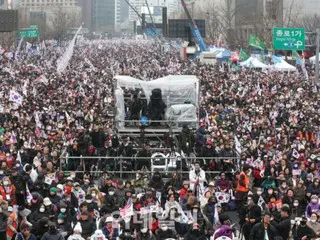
273, 27, 305, 50
19, 29, 39, 38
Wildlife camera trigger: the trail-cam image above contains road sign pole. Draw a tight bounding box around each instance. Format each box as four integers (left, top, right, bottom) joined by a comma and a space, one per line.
316, 29, 320, 87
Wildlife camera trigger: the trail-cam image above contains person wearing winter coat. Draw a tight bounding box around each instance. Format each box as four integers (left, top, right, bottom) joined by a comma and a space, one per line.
67, 222, 85, 240
189, 162, 206, 193
155, 224, 176, 240
136, 228, 156, 240
0, 206, 7, 240
305, 195, 320, 218
41, 223, 64, 240
102, 216, 119, 240
249, 212, 279, 240
79, 211, 96, 240
184, 223, 207, 240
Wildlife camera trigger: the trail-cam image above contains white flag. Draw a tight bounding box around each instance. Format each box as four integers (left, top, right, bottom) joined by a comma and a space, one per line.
234, 135, 242, 154
57, 24, 82, 73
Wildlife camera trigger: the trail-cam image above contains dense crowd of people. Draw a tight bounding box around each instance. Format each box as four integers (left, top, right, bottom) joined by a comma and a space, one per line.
0, 38, 319, 240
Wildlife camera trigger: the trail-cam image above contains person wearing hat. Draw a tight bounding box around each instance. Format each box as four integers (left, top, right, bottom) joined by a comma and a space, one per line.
271, 205, 292, 240
62, 186, 78, 210
136, 227, 156, 240
235, 164, 251, 211
241, 194, 261, 240
42, 222, 64, 240
49, 187, 62, 205
249, 211, 279, 240
6, 206, 18, 240
213, 213, 234, 239
306, 195, 320, 218
102, 216, 119, 239
85, 194, 99, 217
183, 222, 206, 240
291, 215, 316, 240
56, 212, 73, 239
67, 222, 85, 240
179, 180, 190, 202
155, 223, 176, 240
79, 211, 96, 239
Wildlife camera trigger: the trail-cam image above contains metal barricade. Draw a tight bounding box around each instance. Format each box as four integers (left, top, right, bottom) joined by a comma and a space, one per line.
60, 155, 240, 179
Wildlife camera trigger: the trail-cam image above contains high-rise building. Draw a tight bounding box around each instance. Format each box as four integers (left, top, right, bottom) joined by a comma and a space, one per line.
128, 0, 144, 22
77, 0, 93, 30
92, 0, 120, 32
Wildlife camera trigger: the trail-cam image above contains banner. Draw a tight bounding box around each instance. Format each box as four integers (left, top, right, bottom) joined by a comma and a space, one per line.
57, 24, 82, 73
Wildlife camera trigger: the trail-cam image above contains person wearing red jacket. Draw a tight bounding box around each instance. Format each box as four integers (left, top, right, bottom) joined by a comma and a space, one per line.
179, 180, 189, 202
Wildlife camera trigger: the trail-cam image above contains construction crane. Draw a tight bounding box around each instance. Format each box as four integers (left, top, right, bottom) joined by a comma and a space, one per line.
180, 0, 207, 52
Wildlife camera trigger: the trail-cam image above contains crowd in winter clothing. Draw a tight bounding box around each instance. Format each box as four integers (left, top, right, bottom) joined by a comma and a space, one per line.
0, 39, 319, 239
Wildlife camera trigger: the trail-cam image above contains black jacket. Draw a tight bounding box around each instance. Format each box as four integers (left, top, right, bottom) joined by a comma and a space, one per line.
0, 212, 7, 232
79, 217, 96, 239
249, 222, 279, 240
271, 217, 291, 240
294, 224, 316, 240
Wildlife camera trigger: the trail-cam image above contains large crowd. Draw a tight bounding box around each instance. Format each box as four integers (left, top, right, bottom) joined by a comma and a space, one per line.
0, 38, 318, 240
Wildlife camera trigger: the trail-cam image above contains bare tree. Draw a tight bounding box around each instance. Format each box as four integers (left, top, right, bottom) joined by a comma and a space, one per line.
0, 32, 16, 49
48, 5, 81, 40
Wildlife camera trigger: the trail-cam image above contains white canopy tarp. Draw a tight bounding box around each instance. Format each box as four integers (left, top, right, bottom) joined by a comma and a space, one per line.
239, 57, 269, 69
114, 75, 200, 128
310, 55, 320, 63
273, 59, 297, 71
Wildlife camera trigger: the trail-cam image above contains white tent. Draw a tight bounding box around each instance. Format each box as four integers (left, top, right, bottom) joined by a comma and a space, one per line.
310, 55, 320, 63
114, 75, 200, 128
273, 59, 297, 71
239, 57, 269, 69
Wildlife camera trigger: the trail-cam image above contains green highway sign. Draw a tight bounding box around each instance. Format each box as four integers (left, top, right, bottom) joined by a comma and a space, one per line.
29, 25, 38, 29
18, 28, 39, 38
273, 27, 305, 50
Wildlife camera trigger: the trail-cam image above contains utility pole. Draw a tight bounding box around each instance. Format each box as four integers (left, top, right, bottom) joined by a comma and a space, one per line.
315, 28, 320, 86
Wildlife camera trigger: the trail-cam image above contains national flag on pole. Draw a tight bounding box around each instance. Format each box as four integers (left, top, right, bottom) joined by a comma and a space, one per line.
249, 34, 265, 50
34, 74, 49, 85
9, 90, 23, 105
120, 198, 134, 218
271, 85, 277, 95
239, 49, 249, 61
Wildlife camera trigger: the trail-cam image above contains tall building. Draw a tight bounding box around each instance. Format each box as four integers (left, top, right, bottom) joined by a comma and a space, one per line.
77, 0, 93, 30
18, 0, 82, 29
92, 0, 120, 32
128, 0, 144, 22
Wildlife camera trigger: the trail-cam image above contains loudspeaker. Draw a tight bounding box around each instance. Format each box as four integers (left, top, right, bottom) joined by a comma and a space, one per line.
162, 7, 167, 37
0, 10, 19, 32
168, 19, 205, 39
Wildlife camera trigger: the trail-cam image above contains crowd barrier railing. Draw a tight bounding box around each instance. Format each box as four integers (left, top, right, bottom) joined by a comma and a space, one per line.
59, 155, 240, 178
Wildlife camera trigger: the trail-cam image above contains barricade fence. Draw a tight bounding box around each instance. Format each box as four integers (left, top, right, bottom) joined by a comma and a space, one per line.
59, 155, 240, 179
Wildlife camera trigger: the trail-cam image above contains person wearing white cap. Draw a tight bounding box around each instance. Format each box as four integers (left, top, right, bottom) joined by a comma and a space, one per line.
102, 216, 119, 239
6, 206, 18, 240
90, 229, 106, 240
67, 222, 85, 240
